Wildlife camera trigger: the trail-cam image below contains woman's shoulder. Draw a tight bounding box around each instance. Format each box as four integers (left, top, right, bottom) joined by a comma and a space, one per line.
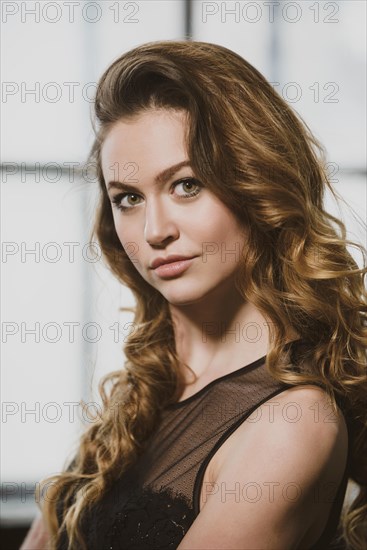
189, 384, 349, 549
194, 385, 348, 547
210, 383, 348, 500
20, 514, 50, 550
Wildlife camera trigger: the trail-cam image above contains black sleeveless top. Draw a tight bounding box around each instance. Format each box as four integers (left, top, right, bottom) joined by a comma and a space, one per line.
57, 340, 350, 549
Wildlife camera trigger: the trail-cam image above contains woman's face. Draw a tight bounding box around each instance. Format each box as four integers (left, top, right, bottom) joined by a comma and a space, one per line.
101, 108, 247, 306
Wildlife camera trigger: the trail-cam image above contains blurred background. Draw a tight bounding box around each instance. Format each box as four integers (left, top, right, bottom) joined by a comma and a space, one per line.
1, 1, 366, 547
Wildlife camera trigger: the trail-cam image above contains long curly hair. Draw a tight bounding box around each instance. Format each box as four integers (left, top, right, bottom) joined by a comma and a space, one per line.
38, 40, 367, 549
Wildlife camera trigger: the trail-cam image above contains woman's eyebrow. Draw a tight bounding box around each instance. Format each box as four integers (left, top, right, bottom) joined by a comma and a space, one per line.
106, 159, 191, 192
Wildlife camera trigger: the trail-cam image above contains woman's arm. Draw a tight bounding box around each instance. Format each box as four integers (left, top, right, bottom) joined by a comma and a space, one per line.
177, 385, 348, 550
20, 514, 50, 550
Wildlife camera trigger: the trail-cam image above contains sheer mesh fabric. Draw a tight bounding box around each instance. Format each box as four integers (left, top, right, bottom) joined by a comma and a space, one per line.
57, 340, 350, 549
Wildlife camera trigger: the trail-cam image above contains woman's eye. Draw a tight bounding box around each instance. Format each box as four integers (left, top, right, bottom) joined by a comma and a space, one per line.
111, 178, 202, 212
111, 193, 142, 211
173, 178, 202, 198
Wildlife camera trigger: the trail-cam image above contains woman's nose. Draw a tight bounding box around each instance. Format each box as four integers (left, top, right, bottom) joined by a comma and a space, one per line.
144, 198, 179, 246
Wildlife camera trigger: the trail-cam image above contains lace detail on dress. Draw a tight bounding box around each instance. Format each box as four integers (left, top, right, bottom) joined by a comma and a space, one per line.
106, 485, 195, 550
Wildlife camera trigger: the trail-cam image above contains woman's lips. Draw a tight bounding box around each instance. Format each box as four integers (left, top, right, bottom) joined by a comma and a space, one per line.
152, 257, 196, 278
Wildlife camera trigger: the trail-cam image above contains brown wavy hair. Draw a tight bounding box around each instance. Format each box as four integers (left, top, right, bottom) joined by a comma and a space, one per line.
38, 40, 367, 549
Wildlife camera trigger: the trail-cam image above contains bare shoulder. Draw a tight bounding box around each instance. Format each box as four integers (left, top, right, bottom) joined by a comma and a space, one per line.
186, 384, 348, 549
262, 383, 348, 431
211, 384, 348, 480
20, 514, 50, 550
255, 384, 349, 478
265, 384, 349, 452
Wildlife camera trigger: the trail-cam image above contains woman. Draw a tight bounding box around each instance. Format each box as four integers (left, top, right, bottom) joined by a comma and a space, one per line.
21, 40, 366, 550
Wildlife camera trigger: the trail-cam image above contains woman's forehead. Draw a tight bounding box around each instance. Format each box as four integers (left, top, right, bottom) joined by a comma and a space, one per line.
100, 110, 190, 180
